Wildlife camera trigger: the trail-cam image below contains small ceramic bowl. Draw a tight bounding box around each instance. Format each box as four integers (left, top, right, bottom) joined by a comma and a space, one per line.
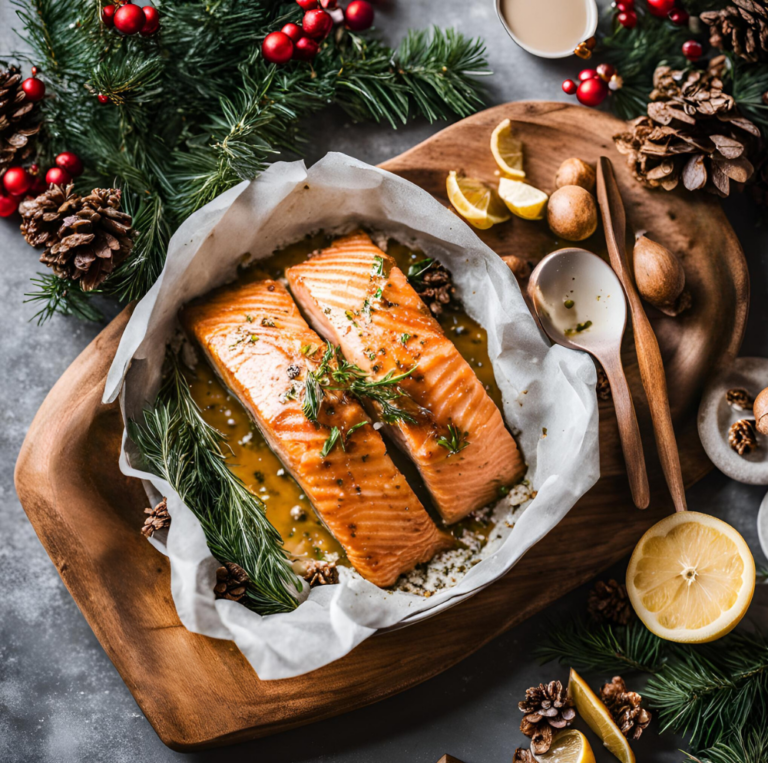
495, 0, 599, 59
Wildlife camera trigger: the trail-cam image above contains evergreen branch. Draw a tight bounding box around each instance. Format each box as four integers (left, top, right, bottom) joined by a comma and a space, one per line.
684, 726, 768, 763
732, 58, 768, 139
24, 273, 103, 325
536, 617, 666, 674
129, 354, 300, 615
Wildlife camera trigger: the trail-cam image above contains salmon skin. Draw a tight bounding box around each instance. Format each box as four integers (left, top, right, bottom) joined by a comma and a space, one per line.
286, 232, 525, 524
181, 278, 452, 587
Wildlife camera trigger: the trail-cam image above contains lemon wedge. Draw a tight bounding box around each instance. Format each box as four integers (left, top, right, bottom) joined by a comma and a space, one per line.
491, 118, 526, 178
568, 669, 635, 763
446, 170, 511, 229
626, 511, 755, 643
534, 729, 595, 763
498, 178, 549, 220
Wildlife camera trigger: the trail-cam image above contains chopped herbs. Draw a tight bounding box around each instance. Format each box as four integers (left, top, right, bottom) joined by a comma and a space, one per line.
249, 335, 259, 343
245, 314, 254, 323
261, 317, 276, 327
564, 299, 574, 309
437, 424, 470, 455
371, 255, 385, 276
301, 343, 319, 356
320, 420, 372, 457
401, 333, 412, 344
407, 258, 435, 282
374, 287, 383, 299
498, 485, 510, 497
565, 320, 593, 336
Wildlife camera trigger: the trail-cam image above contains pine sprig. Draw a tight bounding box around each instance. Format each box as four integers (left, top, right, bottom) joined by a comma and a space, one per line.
685, 726, 768, 763
732, 57, 768, 139
128, 354, 300, 615
24, 273, 104, 324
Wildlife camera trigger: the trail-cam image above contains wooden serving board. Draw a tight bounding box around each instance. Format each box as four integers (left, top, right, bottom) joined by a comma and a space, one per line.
14, 102, 748, 750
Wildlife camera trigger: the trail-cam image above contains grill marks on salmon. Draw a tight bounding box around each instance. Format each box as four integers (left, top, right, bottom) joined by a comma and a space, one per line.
286, 232, 525, 524
181, 278, 452, 588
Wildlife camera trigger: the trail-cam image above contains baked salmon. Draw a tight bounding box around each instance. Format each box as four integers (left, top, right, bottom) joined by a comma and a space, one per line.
286, 232, 525, 524
181, 278, 452, 587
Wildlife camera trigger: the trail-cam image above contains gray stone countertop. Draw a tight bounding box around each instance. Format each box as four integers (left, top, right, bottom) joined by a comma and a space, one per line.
1, 1, 766, 762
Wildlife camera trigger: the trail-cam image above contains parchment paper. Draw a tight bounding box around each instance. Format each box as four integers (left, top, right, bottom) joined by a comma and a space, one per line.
103, 153, 600, 679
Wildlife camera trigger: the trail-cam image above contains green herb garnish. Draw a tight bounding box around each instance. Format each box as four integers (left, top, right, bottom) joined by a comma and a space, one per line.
407, 258, 435, 282
437, 424, 470, 455
371, 255, 385, 276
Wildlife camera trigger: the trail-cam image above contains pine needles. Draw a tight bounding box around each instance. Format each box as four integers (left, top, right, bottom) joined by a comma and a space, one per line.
6, 1, 489, 324
128, 354, 300, 615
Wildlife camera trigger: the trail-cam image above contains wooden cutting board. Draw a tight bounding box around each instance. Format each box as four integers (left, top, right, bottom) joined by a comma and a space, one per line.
14, 102, 748, 750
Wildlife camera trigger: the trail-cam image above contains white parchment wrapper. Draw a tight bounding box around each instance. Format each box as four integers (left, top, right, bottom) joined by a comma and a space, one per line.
103, 153, 600, 679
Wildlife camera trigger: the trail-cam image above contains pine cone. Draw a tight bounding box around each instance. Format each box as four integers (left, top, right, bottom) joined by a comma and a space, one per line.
0, 66, 41, 175
726, 387, 754, 412
513, 749, 535, 763
614, 59, 761, 198
141, 497, 170, 538
588, 579, 633, 626
701, 0, 768, 63
729, 418, 759, 455
214, 561, 250, 602
519, 681, 576, 754
19, 184, 135, 291
600, 676, 652, 740
303, 559, 339, 586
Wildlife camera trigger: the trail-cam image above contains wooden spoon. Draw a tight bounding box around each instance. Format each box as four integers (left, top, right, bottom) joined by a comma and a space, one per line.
596, 156, 687, 512
528, 247, 650, 510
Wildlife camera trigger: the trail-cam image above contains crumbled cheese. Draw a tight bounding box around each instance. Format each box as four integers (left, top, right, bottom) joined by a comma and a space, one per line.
276, 468, 285, 477
238, 432, 253, 446
290, 505, 305, 521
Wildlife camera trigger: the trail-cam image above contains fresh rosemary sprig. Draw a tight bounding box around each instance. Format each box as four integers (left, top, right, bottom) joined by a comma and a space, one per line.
407, 258, 436, 282
320, 420, 371, 457
437, 424, 470, 455
129, 355, 300, 615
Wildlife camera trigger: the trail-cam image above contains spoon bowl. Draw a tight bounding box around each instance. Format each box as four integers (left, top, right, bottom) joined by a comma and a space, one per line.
528, 248, 650, 509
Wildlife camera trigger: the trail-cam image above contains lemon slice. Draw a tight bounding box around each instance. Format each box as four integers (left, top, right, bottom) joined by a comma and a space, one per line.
498, 178, 549, 220
626, 511, 755, 643
568, 669, 635, 763
446, 170, 511, 230
491, 119, 526, 178
534, 729, 595, 763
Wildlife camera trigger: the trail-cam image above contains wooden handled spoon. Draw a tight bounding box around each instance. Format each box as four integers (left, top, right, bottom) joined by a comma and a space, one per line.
528, 248, 650, 510
596, 156, 687, 512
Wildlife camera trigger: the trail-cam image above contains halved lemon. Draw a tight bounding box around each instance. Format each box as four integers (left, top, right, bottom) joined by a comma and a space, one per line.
626, 511, 755, 643
498, 177, 549, 220
491, 118, 526, 178
446, 170, 511, 230
534, 729, 595, 763
568, 669, 635, 763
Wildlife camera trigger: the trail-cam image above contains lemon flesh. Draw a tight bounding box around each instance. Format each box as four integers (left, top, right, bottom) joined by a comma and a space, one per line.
626, 511, 755, 643
498, 177, 548, 220
568, 669, 635, 763
446, 170, 511, 229
534, 729, 595, 763
491, 119, 526, 179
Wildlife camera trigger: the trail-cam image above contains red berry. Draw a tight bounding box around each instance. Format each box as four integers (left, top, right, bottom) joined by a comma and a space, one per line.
669, 8, 689, 25
579, 68, 598, 81
319, 0, 337, 7
576, 76, 609, 107
102, 4, 117, 26
29, 176, 47, 196
682, 39, 703, 60
302, 9, 333, 39
46, 167, 72, 187
617, 10, 637, 28
562, 79, 578, 95
21, 77, 46, 102
262, 31, 295, 64
616, 0, 634, 8
281, 23, 304, 43
141, 6, 160, 35
647, 0, 675, 17
294, 35, 320, 61
0, 192, 19, 218
31, 66, 39, 76
596, 63, 616, 81
97, 93, 110, 104
55, 151, 84, 178
344, 0, 374, 31
3, 167, 33, 196
113, 2, 146, 34
296, 0, 318, 9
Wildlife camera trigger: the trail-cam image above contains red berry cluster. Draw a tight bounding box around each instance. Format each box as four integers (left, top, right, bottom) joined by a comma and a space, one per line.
0, 152, 84, 218
562, 64, 616, 108
613, 0, 689, 30
262, 0, 375, 65
102, 1, 160, 37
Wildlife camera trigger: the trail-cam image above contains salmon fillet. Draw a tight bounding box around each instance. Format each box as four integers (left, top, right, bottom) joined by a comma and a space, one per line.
181, 278, 452, 587
286, 232, 525, 524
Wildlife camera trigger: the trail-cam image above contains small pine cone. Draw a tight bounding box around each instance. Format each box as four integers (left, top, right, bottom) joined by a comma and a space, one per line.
214, 561, 250, 602
513, 748, 535, 763
519, 680, 576, 754
303, 559, 339, 586
729, 418, 759, 455
600, 676, 652, 740
588, 579, 633, 626
141, 497, 170, 538
0, 65, 42, 174
701, 0, 768, 63
726, 388, 754, 412
19, 184, 135, 291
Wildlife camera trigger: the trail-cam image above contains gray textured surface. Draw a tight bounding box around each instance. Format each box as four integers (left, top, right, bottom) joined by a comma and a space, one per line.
1, 2, 767, 762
